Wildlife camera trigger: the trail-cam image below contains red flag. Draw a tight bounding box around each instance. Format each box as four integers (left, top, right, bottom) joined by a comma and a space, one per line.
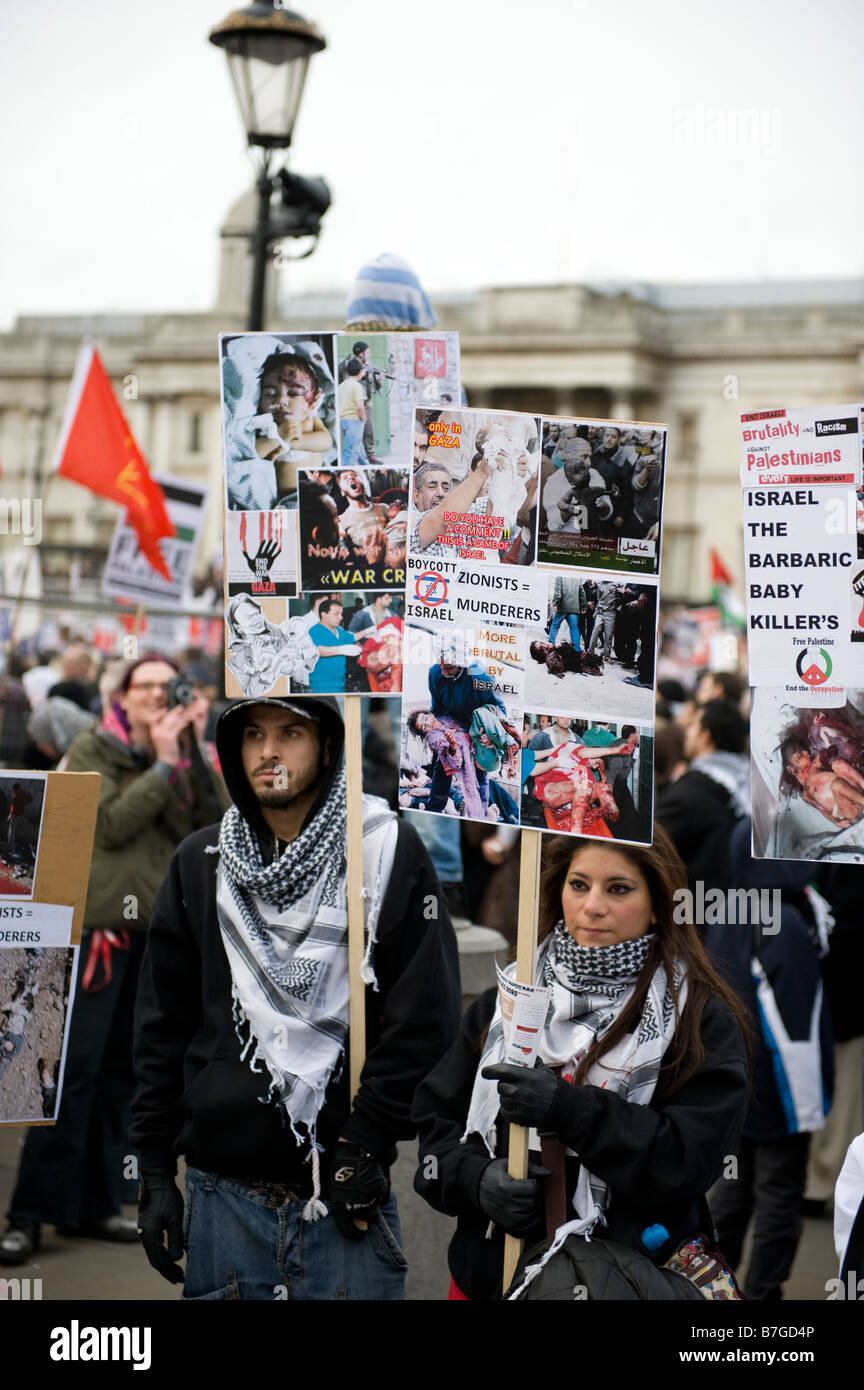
52, 343, 175, 581
709, 548, 734, 587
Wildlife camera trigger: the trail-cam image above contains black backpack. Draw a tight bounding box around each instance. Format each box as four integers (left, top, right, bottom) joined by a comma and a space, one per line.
506, 1235, 704, 1301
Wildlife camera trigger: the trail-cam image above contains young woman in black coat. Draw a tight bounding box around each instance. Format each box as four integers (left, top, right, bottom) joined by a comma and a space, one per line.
413, 826, 750, 1300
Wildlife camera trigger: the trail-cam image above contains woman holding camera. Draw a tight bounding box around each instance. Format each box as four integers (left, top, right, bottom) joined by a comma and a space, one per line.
413, 826, 750, 1300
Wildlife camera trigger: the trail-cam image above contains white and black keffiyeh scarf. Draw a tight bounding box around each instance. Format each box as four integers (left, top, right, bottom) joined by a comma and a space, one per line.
464, 922, 686, 1287
214, 769, 397, 1214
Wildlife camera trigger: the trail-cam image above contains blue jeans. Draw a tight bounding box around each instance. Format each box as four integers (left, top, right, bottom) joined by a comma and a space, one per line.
182, 1168, 406, 1301
340, 418, 369, 467
548, 610, 582, 650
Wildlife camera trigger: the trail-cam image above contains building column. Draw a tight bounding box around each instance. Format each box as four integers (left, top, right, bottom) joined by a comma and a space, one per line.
609, 392, 635, 421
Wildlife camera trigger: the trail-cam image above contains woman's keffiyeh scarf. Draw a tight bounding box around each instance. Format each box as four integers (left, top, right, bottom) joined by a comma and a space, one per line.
462, 922, 687, 1293
215, 769, 398, 1218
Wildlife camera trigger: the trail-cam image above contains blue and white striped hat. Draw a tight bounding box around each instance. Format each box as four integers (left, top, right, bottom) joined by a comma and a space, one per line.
345, 253, 437, 330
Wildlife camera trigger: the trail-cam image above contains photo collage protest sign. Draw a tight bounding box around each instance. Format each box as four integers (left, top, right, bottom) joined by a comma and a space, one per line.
402, 406, 666, 844
220, 330, 459, 699
218, 335, 667, 845
740, 403, 864, 861
0, 772, 100, 1126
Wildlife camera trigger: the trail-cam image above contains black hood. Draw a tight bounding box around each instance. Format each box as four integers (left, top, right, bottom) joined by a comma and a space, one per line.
215, 696, 345, 844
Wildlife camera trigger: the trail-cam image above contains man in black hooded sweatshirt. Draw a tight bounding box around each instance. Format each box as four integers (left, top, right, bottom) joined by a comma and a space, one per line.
131, 695, 460, 1300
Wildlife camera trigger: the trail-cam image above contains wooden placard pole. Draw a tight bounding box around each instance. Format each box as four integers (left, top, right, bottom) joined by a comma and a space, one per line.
344, 693, 367, 1100
502, 826, 543, 1293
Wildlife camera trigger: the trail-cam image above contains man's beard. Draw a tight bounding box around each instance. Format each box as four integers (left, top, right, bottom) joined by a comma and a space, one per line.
252, 761, 321, 808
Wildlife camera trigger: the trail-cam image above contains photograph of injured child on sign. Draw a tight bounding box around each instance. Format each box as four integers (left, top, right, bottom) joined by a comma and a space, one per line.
751, 689, 864, 861
525, 573, 657, 723
400, 625, 523, 825
520, 714, 654, 844
221, 333, 337, 512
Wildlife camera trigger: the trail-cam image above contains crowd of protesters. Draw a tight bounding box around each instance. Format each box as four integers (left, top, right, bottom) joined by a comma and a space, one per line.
0, 629, 861, 1299
0, 234, 861, 1305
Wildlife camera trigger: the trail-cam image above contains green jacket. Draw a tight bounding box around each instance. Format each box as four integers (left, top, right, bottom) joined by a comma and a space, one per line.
552, 576, 586, 614
64, 725, 228, 931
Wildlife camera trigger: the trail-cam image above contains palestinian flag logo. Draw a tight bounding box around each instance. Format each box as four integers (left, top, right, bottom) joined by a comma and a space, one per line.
795, 647, 833, 686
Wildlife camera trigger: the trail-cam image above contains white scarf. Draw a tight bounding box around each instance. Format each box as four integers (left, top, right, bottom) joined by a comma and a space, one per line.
462, 923, 686, 1293
215, 782, 398, 1217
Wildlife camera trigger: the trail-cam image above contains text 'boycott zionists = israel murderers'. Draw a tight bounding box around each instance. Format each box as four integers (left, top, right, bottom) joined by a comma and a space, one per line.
49, 1322, 151, 1371
672, 884, 781, 933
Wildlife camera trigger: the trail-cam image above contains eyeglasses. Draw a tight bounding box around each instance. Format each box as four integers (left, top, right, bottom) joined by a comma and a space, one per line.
128, 681, 172, 694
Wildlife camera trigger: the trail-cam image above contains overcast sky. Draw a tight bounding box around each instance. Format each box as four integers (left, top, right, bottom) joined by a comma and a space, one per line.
2, 0, 863, 329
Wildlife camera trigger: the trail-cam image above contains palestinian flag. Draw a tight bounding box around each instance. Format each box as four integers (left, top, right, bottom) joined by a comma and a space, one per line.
710, 549, 746, 629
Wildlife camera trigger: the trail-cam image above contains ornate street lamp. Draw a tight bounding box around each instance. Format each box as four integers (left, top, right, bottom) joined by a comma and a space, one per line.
210, 3, 330, 328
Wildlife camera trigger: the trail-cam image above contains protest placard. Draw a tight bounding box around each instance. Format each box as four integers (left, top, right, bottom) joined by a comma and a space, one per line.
740, 403, 864, 860
221, 331, 459, 703
401, 405, 664, 845
101, 476, 209, 604
0, 771, 99, 1125
742, 481, 854, 693
399, 568, 657, 844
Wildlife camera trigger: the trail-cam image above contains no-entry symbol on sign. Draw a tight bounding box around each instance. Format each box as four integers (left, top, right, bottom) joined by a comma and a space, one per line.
414, 571, 449, 606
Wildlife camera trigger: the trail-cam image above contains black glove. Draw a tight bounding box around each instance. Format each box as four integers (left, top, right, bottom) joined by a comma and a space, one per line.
329, 1141, 389, 1242
477, 1158, 549, 1235
137, 1170, 184, 1285
481, 1060, 562, 1130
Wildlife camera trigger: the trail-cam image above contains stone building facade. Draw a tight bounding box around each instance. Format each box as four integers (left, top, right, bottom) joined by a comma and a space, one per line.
2, 200, 863, 606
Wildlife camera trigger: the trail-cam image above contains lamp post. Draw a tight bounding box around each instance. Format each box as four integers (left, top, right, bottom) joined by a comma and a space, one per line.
209, 2, 329, 330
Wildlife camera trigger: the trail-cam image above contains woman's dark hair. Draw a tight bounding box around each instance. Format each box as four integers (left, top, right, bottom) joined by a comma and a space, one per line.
537, 827, 750, 1091
654, 721, 685, 788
